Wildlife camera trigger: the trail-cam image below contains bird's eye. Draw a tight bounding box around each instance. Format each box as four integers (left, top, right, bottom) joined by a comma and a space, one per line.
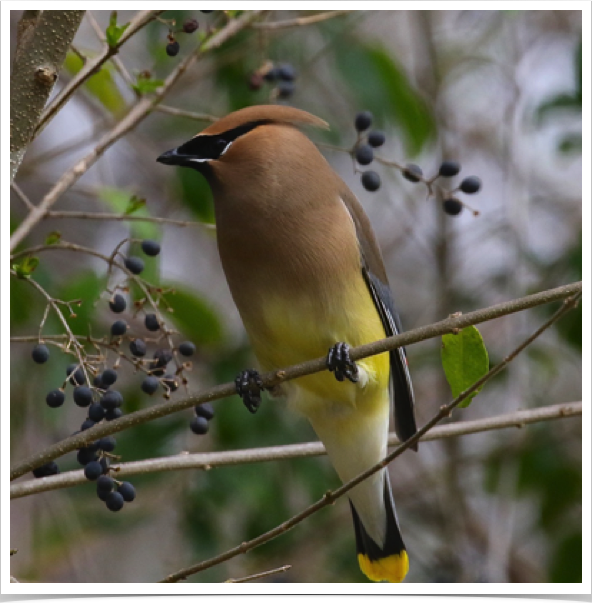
216, 139, 228, 151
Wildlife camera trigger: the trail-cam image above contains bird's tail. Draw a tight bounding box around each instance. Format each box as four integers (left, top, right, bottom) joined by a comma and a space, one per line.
349, 472, 409, 583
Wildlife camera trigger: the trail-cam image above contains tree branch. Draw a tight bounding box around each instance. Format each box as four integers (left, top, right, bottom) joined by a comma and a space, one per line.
9, 10, 265, 252
9, 280, 581, 481
251, 10, 353, 30
10, 10, 86, 182
9, 401, 582, 500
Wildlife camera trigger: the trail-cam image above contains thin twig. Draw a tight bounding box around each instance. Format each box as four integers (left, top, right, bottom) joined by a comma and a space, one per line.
11, 182, 35, 210
10, 10, 264, 252
159, 292, 581, 582
225, 565, 291, 583
154, 105, 219, 123
43, 210, 214, 229
251, 10, 353, 30
9, 280, 581, 481
9, 401, 582, 500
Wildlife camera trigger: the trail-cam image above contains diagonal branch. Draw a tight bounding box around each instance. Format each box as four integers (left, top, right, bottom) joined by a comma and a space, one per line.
9, 280, 581, 481
159, 291, 581, 582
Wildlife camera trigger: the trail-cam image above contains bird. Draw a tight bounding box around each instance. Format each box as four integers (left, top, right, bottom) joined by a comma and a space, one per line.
157, 105, 417, 583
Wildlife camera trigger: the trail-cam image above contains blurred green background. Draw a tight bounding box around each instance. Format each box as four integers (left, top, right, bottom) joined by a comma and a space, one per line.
10, 10, 582, 583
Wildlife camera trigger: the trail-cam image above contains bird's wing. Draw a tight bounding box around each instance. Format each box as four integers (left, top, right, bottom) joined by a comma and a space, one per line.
339, 186, 418, 447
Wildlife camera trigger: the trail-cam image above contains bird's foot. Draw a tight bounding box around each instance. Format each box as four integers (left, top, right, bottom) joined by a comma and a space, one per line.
235, 369, 264, 413
326, 342, 359, 383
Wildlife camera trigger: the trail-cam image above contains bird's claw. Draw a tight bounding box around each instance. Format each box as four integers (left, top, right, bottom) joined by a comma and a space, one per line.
235, 369, 264, 413
326, 342, 359, 383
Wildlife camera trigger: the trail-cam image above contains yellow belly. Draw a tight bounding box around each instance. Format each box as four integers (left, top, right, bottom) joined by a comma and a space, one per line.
243, 278, 390, 410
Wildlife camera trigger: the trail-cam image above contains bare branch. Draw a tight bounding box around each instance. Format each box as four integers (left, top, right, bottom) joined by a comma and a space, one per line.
10, 10, 86, 182
44, 210, 213, 229
10, 10, 265, 252
10, 402, 582, 500
9, 280, 581, 481
154, 105, 219, 123
252, 10, 353, 30
225, 565, 291, 583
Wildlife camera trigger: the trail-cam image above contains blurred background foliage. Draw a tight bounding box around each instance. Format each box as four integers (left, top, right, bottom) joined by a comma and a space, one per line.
10, 10, 582, 583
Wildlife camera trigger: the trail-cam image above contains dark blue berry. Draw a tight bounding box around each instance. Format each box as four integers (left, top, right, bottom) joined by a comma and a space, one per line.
277, 63, 296, 81
166, 41, 180, 57
355, 144, 374, 166
77, 447, 98, 466
124, 256, 144, 275
46, 389, 65, 408
130, 339, 147, 357
105, 408, 123, 421
190, 416, 209, 435
110, 320, 127, 337
361, 171, 381, 192
355, 111, 373, 132
183, 18, 198, 33
460, 176, 481, 194
367, 131, 386, 148
141, 376, 159, 395
443, 198, 463, 216
144, 314, 160, 331
118, 482, 136, 502
88, 403, 105, 422
402, 164, 423, 183
84, 461, 102, 481
97, 475, 114, 493
109, 294, 126, 313
439, 161, 461, 177
73, 386, 93, 407
66, 364, 86, 386
32, 344, 50, 364
80, 419, 96, 431
101, 390, 123, 410
101, 369, 118, 386
98, 436, 117, 452
32, 461, 59, 478
141, 240, 161, 256
277, 81, 295, 99
178, 341, 196, 357
195, 402, 214, 420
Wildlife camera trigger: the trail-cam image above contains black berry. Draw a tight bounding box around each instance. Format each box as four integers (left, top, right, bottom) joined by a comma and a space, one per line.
195, 402, 214, 420
32, 344, 50, 364
361, 170, 381, 192
110, 320, 127, 337
152, 349, 172, 369
277, 81, 295, 99
66, 364, 86, 386
264, 67, 279, 82
443, 198, 463, 216
355, 111, 373, 132
141, 376, 160, 395
460, 176, 481, 194
141, 239, 161, 256
73, 386, 93, 407
190, 415, 209, 435
439, 161, 461, 177
84, 461, 102, 481
144, 314, 160, 332
183, 18, 198, 33
367, 131, 386, 148
178, 341, 196, 357
98, 436, 117, 452
124, 256, 145, 275
118, 482, 136, 502
166, 40, 180, 57
129, 339, 147, 357
97, 475, 114, 493
88, 403, 105, 422
101, 390, 123, 410
105, 408, 123, 421
105, 491, 125, 511
77, 447, 98, 466
402, 164, 423, 183
162, 374, 179, 392
277, 63, 296, 81
46, 389, 65, 408
101, 368, 118, 387
109, 294, 126, 313
32, 461, 59, 478
355, 144, 374, 166
80, 419, 96, 431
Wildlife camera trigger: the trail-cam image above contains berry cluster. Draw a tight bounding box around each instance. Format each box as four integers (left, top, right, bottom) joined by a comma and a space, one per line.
353, 111, 386, 192
29, 234, 213, 511
249, 62, 297, 100
164, 16, 204, 57
351, 111, 482, 215
190, 402, 214, 435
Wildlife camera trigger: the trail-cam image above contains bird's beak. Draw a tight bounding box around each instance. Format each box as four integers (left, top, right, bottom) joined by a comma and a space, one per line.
156, 148, 181, 166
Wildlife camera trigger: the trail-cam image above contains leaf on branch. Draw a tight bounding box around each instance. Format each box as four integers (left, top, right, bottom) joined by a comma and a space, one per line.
441, 325, 489, 408
132, 73, 165, 96
124, 195, 146, 215
106, 11, 130, 48
45, 231, 62, 245
12, 256, 40, 278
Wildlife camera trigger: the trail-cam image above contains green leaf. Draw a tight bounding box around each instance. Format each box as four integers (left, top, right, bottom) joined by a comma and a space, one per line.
97, 187, 159, 241
124, 195, 146, 215
105, 11, 130, 48
161, 283, 224, 347
12, 256, 39, 278
45, 231, 62, 245
63, 52, 126, 116
132, 74, 165, 96
57, 271, 108, 334
441, 325, 489, 408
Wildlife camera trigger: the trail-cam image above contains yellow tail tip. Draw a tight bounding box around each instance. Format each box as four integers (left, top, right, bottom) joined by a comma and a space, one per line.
358, 550, 409, 583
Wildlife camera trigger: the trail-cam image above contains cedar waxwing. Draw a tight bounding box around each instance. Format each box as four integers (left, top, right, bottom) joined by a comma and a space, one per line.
157, 105, 417, 583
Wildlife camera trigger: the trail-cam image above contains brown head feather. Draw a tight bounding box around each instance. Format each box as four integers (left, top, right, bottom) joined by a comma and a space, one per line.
200, 105, 329, 136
